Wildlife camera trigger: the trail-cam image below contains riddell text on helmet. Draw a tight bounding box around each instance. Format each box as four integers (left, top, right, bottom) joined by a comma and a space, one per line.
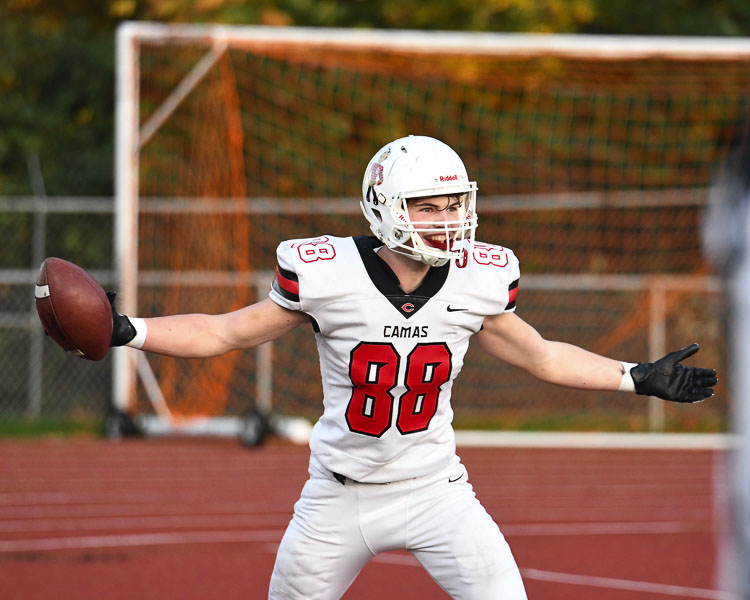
439, 174, 459, 182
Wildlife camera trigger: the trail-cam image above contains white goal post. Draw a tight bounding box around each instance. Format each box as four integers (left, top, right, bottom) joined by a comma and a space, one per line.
114, 22, 745, 436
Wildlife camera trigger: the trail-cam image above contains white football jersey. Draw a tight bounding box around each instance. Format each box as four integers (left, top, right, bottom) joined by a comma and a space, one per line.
269, 235, 520, 483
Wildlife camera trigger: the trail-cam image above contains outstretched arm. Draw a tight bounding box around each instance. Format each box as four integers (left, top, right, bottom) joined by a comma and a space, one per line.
475, 312, 624, 391
475, 312, 716, 402
109, 295, 309, 358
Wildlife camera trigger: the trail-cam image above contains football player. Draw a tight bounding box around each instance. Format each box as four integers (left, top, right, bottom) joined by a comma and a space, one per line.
110, 135, 717, 599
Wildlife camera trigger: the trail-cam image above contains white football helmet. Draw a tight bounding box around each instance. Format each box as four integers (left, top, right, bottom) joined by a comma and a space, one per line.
360, 135, 478, 267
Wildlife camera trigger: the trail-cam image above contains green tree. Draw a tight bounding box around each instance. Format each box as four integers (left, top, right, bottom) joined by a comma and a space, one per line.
0, 10, 115, 194
3, 0, 750, 196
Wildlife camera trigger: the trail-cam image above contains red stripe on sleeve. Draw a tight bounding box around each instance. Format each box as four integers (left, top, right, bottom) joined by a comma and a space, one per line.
508, 286, 518, 303
275, 267, 299, 296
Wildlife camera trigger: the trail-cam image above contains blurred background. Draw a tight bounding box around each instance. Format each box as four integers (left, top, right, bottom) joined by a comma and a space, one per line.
2, 0, 749, 436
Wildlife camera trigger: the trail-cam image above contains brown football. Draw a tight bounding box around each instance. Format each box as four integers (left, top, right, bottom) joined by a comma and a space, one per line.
35, 258, 113, 361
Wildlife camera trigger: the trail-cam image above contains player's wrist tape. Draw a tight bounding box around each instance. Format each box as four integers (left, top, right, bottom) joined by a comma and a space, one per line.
125, 317, 147, 349
618, 362, 638, 392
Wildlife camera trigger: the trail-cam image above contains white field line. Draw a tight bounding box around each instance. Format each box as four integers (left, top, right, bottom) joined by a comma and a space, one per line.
371, 554, 737, 599
0, 529, 285, 553
454, 431, 735, 450
0, 500, 285, 518
521, 568, 739, 600
0, 516, 705, 536
0, 520, 708, 553
3, 530, 730, 600
0, 490, 287, 506
501, 520, 709, 536
0, 512, 291, 533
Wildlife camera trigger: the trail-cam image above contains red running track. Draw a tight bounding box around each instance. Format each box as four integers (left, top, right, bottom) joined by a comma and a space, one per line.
0, 438, 730, 599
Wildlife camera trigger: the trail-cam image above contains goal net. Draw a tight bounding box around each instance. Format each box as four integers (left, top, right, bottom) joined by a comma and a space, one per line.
115, 23, 748, 435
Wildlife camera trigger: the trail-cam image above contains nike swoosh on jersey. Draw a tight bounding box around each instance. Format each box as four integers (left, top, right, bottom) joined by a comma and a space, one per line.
446, 306, 468, 312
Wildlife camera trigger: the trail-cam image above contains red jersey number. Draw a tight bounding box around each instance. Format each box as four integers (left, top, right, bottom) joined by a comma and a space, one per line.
346, 343, 399, 438
346, 342, 452, 437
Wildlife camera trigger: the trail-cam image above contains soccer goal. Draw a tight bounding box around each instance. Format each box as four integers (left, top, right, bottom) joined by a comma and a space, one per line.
114, 22, 750, 438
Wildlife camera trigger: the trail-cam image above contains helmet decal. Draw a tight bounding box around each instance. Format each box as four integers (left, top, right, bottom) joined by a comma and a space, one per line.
368, 163, 384, 186
378, 148, 391, 162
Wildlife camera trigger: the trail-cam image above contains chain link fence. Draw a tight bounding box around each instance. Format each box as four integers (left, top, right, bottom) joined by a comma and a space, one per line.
0, 197, 114, 421
0, 195, 730, 432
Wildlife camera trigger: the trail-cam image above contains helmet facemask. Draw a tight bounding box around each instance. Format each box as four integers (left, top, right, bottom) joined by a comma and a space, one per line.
387, 188, 477, 267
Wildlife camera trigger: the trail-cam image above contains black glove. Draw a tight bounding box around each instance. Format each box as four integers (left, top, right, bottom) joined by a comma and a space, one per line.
107, 292, 137, 347
631, 343, 717, 403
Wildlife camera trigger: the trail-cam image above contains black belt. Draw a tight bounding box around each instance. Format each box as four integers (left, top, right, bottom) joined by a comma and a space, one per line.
331, 472, 399, 485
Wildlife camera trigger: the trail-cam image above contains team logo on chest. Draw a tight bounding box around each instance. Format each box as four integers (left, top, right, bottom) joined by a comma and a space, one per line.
388, 296, 429, 318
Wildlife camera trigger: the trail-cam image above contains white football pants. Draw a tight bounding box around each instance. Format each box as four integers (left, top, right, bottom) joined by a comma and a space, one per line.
268, 455, 527, 600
